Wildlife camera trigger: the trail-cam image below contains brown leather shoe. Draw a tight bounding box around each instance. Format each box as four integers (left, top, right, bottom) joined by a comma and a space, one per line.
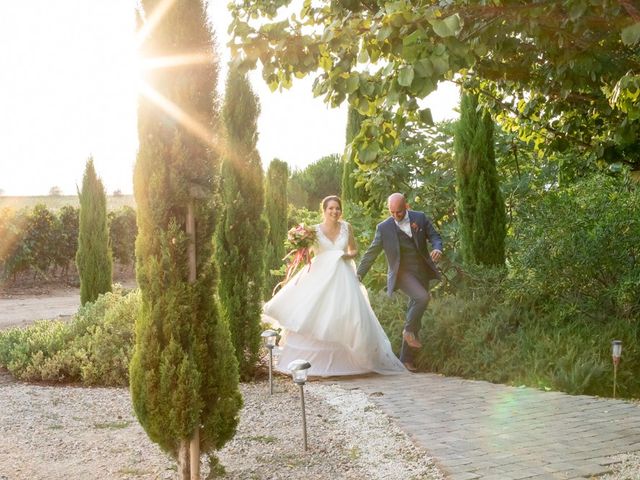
403, 330, 422, 349
403, 361, 418, 372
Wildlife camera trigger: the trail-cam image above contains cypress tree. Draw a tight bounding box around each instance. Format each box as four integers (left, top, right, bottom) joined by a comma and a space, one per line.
341, 105, 365, 204
215, 65, 267, 380
263, 158, 288, 297
129, 1, 241, 477
454, 92, 506, 266
76, 157, 112, 305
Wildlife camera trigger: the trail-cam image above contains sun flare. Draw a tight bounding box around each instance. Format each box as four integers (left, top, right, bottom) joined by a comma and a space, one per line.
133, 0, 221, 149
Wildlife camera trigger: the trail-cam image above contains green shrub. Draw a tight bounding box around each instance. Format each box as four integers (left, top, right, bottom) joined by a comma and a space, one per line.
508, 174, 639, 322
0, 203, 136, 282
0, 288, 138, 386
367, 260, 639, 399
368, 289, 406, 354
108, 206, 137, 267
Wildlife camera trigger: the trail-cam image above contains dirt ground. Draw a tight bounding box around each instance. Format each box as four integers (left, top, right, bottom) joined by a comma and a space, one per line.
0, 287, 80, 330
0, 271, 136, 331
0, 277, 444, 480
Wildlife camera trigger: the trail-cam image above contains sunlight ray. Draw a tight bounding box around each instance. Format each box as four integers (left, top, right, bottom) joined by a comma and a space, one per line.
141, 53, 213, 71
138, 81, 219, 149
135, 0, 178, 48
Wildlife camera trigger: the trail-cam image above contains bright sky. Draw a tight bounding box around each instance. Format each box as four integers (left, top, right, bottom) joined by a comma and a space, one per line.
0, 1, 459, 196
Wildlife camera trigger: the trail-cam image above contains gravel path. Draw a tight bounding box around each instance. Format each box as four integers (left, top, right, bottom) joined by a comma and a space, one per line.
1, 290, 638, 479
0, 376, 444, 480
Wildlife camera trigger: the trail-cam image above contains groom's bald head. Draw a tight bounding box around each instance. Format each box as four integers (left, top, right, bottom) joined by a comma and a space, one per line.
387, 193, 408, 221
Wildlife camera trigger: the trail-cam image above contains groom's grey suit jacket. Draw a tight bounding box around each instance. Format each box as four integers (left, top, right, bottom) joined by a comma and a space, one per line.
357, 210, 442, 296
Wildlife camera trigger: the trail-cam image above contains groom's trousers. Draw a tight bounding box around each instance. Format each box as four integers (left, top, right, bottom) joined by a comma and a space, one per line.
395, 271, 430, 363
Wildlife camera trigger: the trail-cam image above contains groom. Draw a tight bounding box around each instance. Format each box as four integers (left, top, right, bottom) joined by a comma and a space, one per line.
357, 193, 442, 372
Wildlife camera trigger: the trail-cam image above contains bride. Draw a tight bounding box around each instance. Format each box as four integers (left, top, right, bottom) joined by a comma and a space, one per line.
263, 195, 406, 377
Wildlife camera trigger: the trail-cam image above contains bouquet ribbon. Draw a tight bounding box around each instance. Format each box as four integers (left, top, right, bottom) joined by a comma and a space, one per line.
272, 247, 312, 295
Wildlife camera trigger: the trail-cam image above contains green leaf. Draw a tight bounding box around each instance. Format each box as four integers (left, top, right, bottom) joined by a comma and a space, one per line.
398, 65, 414, 87
419, 108, 433, 125
377, 25, 394, 41
403, 29, 425, 47
360, 81, 375, 96
359, 142, 380, 163
429, 14, 461, 38
621, 22, 640, 46
354, 97, 370, 115
319, 55, 332, 71
431, 55, 449, 75
346, 75, 360, 94
368, 47, 380, 63
403, 44, 420, 63
358, 47, 370, 63
414, 58, 434, 78
568, 2, 587, 21
415, 77, 436, 97
382, 61, 395, 76
231, 20, 253, 38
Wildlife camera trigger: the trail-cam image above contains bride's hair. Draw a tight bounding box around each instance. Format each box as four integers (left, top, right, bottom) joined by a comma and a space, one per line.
321, 195, 342, 211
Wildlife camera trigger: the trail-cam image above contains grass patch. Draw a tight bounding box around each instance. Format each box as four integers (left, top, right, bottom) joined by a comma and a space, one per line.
349, 447, 360, 460
246, 435, 278, 444
94, 421, 131, 430
116, 467, 150, 476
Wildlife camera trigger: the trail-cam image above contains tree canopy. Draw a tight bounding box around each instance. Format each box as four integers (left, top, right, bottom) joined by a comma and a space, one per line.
230, 1, 640, 169
216, 65, 267, 380
76, 158, 112, 305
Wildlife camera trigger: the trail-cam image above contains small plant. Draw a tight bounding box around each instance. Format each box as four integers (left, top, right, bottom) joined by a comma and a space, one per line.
349, 446, 361, 460
0, 288, 138, 386
93, 421, 131, 430
246, 435, 277, 444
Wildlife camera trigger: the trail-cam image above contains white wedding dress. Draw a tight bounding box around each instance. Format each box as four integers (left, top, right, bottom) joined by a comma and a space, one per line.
263, 220, 406, 377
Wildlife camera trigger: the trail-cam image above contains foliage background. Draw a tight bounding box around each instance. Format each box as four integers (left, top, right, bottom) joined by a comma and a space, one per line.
0, 204, 136, 283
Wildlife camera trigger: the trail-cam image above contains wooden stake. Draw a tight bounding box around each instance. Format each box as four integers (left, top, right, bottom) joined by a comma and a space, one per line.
187, 200, 200, 479
179, 439, 190, 479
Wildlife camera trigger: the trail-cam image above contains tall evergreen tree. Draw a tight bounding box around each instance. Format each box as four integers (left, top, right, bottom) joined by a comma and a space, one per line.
263, 158, 288, 297
341, 105, 365, 204
216, 65, 267, 380
289, 154, 342, 209
129, 2, 241, 477
454, 92, 506, 266
76, 158, 112, 305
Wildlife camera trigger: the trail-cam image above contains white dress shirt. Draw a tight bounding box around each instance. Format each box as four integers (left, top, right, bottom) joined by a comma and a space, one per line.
395, 214, 412, 237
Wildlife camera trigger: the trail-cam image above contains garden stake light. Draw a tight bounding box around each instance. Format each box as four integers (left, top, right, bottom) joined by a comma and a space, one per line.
261, 329, 278, 395
288, 359, 311, 451
612, 340, 622, 398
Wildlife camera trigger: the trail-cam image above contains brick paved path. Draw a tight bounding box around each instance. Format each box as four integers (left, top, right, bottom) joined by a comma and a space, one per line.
334, 373, 640, 480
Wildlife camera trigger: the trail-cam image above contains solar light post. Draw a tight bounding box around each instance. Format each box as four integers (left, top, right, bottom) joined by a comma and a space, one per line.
612, 340, 622, 398
288, 359, 311, 451
261, 330, 278, 395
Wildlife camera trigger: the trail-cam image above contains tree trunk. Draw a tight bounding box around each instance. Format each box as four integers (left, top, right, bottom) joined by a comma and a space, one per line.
187, 201, 200, 479
179, 440, 190, 479
190, 430, 200, 479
